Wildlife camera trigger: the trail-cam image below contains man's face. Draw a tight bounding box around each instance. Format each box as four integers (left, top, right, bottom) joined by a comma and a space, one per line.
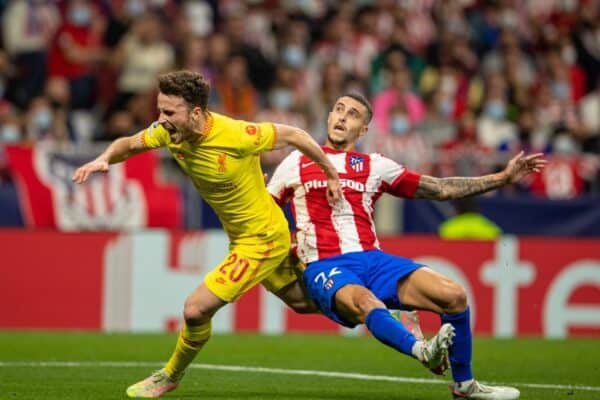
157, 92, 199, 144
326, 96, 368, 150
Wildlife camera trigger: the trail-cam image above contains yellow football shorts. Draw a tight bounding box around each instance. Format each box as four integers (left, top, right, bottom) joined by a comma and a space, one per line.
204, 231, 303, 302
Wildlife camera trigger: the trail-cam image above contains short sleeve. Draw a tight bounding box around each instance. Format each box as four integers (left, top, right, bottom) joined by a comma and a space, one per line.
141, 121, 169, 149
372, 153, 422, 198
238, 120, 276, 155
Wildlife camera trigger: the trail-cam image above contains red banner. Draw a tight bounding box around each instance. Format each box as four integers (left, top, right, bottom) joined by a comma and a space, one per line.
5, 145, 181, 229
1, 231, 598, 337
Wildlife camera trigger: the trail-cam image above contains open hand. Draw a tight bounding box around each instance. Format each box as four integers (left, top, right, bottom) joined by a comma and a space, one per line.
72, 160, 109, 184
503, 151, 547, 184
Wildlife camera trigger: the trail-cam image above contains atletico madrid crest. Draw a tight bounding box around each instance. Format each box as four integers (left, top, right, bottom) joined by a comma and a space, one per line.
349, 155, 364, 172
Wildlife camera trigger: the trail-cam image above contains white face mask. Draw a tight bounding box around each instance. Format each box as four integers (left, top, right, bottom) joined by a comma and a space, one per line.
1, 125, 21, 142
562, 46, 576, 65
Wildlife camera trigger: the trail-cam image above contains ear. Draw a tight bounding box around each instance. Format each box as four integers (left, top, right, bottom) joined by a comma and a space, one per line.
190, 106, 203, 121
358, 124, 369, 138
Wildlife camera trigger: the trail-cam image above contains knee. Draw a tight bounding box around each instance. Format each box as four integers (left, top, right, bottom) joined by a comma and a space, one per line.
442, 282, 468, 314
183, 297, 215, 325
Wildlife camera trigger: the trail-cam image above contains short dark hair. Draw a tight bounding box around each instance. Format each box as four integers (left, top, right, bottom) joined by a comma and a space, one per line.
158, 70, 210, 111
341, 92, 373, 123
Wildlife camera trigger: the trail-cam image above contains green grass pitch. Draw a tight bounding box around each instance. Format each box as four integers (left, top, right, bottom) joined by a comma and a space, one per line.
0, 331, 599, 399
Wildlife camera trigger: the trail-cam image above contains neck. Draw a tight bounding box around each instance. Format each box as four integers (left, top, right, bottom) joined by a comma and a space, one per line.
325, 139, 355, 152
191, 111, 210, 141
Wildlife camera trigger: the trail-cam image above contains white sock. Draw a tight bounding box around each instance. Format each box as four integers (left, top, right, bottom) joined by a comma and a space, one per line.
411, 340, 425, 361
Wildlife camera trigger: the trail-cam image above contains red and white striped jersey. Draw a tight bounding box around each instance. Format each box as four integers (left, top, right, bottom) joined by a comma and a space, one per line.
267, 147, 421, 263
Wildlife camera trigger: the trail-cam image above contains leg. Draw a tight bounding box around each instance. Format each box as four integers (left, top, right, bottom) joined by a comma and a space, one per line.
275, 280, 319, 314
127, 235, 289, 398
266, 251, 318, 314
164, 283, 227, 377
334, 284, 453, 369
397, 267, 467, 315
398, 268, 520, 399
334, 284, 421, 356
397, 267, 471, 381
126, 284, 225, 398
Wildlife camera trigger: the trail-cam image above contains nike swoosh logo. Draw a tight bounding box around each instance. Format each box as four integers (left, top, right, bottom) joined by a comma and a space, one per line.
301, 162, 314, 168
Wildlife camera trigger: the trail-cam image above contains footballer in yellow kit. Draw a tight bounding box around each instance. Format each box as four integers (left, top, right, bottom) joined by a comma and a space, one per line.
143, 112, 294, 301
72, 70, 341, 398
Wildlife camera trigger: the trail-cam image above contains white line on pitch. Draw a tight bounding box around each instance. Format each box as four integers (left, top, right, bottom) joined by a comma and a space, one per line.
0, 361, 598, 392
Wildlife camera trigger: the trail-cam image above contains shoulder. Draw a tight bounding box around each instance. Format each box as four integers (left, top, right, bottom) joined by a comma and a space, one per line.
368, 152, 400, 167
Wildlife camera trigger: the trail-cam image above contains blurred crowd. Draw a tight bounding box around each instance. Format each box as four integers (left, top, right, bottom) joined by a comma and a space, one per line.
0, 0, 599, 198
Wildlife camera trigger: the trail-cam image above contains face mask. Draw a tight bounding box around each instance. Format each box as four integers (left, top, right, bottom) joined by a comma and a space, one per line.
270, 89, 293, 111
438, 99, 453, 117
34, 109, 53, 130
126, 0, 146, 17
440, 76, 457, 94
69, 6, 91, 26
484, 102, 506, 120
390, 115, 410, 135
1, 126, 21, 142
553, 135, 578, 154
186, 2, 213, 36
281, 46, 306, 68
551, 82, 570, 99
562, 46, 576, 65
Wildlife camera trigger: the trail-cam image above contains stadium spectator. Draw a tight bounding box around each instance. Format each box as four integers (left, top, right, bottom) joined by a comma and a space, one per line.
439, 111, 494, 178
373, 66, 426, 133
373, 102, 433, 175
71, 70, 341, 398
212, 54, 258, 120
24, 96, 69, 144
0, 0, 598, 203
108, 12, 174, 113
268, 94, 545, 400
1, 0, 60, 109
47, 0, 106, 110
414, 89, 457, 149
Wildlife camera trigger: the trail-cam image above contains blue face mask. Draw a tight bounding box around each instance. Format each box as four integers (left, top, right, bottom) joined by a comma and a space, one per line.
69, 6, 91, 26
484, 102, 506, 120
438, 99, 453, 117
126, 0, 146, 17
551, 82, 570, 100
390, 115, 410, 135
270, 89, 293, 111
1, 126, 21, 142
281, 46, 306, 68
34, 109, 53, 130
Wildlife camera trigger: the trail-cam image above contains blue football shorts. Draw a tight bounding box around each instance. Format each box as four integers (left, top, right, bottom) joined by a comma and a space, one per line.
303, 249, 423, 328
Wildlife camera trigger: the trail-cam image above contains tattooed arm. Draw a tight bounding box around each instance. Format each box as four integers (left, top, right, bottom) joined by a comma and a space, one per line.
414, 151, 547, 200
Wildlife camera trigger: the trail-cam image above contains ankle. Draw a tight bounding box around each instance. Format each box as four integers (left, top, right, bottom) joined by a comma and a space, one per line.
411, 340, 425, 361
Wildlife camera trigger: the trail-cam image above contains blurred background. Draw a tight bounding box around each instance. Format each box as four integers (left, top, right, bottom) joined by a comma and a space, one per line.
0, 0, 598, 338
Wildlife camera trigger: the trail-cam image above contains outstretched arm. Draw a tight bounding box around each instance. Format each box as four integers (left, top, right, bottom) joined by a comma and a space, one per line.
414, 151, 547, 200
72, 132, 148, 184
273, 123, 341, 203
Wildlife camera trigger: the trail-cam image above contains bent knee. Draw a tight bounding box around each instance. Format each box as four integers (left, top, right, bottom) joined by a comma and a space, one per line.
183, 298, 215, 324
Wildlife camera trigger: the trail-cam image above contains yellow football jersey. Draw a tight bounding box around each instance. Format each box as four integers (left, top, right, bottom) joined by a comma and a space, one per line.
142, 112, 289, 244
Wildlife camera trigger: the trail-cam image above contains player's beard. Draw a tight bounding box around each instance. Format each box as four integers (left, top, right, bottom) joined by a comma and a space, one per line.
167, 120, 195, 144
